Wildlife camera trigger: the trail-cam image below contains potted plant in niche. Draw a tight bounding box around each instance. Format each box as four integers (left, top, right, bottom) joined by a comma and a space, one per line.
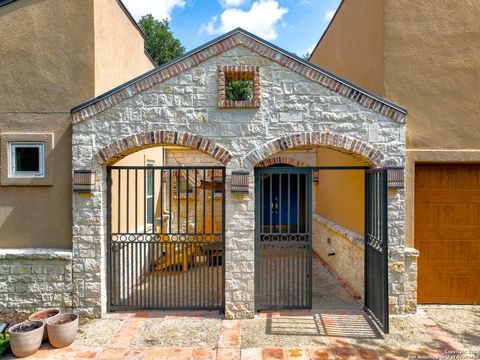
46, 313, 79, 348
29, 308, 61, 341
8, 321, 44, 358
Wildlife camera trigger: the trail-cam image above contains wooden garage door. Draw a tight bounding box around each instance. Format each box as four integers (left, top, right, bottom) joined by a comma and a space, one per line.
415, 164, 480, 304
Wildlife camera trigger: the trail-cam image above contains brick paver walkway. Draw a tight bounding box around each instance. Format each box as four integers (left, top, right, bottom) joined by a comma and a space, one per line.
5, 309, 470, 360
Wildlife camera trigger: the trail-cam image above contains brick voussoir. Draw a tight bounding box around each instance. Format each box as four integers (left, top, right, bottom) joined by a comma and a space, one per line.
245, 131, 383, 168
95, 131, 232, 165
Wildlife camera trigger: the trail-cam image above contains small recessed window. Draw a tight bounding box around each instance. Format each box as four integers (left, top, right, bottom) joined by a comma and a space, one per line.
9, 142, 44, 178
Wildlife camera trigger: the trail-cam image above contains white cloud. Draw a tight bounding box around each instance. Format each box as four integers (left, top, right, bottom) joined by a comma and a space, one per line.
220, 0, 249, 7
122, 0, 186, 20
324, 9, 336, 21
200, 0, 287, 40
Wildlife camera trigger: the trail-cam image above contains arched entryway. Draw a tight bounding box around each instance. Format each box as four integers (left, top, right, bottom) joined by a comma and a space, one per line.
99, 136, 231, 312
252, 141, 390, 332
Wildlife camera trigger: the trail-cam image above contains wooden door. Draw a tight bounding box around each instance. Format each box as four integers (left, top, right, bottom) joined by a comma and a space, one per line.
415, 164, 480, 304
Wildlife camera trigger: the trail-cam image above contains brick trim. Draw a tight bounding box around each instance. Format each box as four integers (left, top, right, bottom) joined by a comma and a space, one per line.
71, 29, 406, 124
218, 65, 261, 108
256, 156, 306, 167
95, 131, 232, 166
245, 132, 385, 168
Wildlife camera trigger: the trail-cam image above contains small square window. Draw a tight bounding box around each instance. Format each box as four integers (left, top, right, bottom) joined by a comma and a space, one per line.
218, 65, 260, 108
9, 142, 44, 178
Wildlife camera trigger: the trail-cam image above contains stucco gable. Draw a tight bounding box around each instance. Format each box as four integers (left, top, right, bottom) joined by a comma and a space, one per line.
71, 28, 407, 124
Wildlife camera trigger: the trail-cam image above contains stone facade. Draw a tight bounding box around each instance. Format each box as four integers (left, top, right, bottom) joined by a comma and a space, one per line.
0, 249, 73, 313
70, 29, 411, 319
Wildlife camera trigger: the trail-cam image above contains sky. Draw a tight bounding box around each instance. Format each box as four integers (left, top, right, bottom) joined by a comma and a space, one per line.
122, 0, 341, 57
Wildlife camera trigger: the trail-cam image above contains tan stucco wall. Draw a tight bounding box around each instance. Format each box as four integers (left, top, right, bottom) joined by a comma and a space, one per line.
94, 0, 155, 95
310, 0, 480, 247
0, 0, 95, 249
315, 148, 365, 235
0, 0, 154, 248
309, 0, 385, 96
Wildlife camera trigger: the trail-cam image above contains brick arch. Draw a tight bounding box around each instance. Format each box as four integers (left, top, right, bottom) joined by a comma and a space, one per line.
95, 130, 232, 166
245, 132, 385, 168
256, 156, 306, 168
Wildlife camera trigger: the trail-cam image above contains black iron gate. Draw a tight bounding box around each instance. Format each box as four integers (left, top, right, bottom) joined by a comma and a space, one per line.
254, 167, 312, 310
365, 169, 389, 333
107, 166, 225, 311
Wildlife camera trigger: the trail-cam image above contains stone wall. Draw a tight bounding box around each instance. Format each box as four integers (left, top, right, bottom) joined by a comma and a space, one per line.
71, 41, 407, 318
312, 214, 364, 298
0, 249, 73, 313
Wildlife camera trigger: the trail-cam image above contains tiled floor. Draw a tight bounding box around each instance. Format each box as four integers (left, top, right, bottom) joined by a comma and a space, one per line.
4, 309, 470, 360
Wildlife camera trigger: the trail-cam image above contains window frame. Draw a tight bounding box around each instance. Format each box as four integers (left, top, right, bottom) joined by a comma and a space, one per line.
9, 142, 45, 178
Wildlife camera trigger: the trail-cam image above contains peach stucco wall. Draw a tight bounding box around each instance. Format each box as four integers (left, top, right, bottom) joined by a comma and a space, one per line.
94, 0, 154, 95
310, 0, 480, 247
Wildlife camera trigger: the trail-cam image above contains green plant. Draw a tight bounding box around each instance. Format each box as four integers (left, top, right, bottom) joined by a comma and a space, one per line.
226, 80, 253, 101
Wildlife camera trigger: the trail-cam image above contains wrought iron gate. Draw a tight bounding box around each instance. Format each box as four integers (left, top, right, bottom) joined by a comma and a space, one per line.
254, 167, 312, 310
365, 169, 389, 333
107, 166, 225, 311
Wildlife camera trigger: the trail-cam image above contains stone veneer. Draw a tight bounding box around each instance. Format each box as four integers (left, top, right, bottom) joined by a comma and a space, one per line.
71, 33, 411, 319
0, 249, 73, 313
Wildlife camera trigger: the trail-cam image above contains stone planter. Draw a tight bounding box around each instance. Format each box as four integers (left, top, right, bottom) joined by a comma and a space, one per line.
8, 321, 44, 358
46, 313, 79, 348
29, 308, 61, 341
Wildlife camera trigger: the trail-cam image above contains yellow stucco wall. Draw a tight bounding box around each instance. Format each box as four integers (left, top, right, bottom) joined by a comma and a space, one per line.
315, 148, 365, 235
94, 0, 155, 95
111, 148, 164, 233
0, 0, 153, 248
310, 0, 480, 247
309, 0, 385, 96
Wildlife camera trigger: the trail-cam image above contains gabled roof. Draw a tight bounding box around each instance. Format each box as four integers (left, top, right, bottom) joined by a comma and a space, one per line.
71, 28, 407, 124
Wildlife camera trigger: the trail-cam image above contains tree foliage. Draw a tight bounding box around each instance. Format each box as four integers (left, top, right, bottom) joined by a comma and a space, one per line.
139, 14, 185, 66
226, 80, 253, 101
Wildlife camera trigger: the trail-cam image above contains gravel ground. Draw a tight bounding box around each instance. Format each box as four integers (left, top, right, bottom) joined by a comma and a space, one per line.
73, 319, 124, 346
422, 305, 480, 349
348, 316, 438, 357
131, 318, 221, 347
241, 316, 330, 348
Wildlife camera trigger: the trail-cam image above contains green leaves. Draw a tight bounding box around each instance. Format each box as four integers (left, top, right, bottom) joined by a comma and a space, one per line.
139, 15, 186, 66
225, 80, 253, 101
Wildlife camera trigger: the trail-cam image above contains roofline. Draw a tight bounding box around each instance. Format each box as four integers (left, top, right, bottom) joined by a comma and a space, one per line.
71, 27, 407, 117
71, 28, 243, 114
0, 0, 17, 7
115, 0, 144, 39
308, 0, 345, 62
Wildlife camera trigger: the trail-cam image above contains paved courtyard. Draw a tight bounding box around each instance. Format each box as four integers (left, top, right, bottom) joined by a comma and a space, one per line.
3, 259, 479, 359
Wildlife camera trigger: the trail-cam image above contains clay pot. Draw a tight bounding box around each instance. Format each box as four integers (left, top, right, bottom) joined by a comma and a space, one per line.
8, 321, 44, 358
29, 308, 61, 341
46, 313, 79, 348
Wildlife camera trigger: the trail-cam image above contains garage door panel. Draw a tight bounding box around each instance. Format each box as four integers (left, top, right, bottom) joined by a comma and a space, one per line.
416, 240, 479, 262
415, 191, 480, 204
415, 225, 480, 241
415, 204, 479, 226
415, 164, 480, 304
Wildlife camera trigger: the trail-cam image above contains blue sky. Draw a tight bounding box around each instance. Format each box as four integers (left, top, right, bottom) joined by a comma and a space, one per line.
122, 0, 341, 57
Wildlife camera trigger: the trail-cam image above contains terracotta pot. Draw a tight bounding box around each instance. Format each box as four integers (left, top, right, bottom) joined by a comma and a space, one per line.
29, 308, 61, 341
8, 321, 44, 358
46, 313, 79, 348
